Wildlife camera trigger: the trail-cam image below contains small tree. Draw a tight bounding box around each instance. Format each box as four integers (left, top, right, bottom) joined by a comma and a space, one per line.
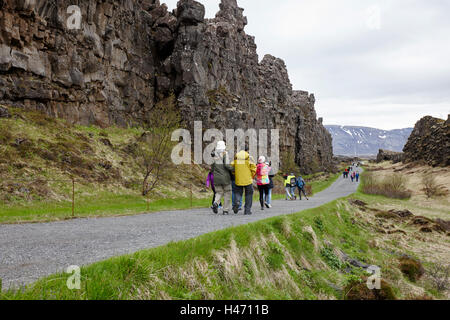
137, 94, 180, 196
422, 173, 445, 198
281, 151, 300, 175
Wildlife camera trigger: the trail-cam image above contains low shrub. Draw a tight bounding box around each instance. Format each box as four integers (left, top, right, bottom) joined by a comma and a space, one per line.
344, 277, 396, 300
320, 247, 342, 270
399, 257, 425, 282
361, 172, 412, 199
422, 174, 447, 198
427, 263, 450, 292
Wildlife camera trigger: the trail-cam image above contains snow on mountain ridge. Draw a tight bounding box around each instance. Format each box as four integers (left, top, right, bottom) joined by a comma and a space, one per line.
325, 125, 413, 156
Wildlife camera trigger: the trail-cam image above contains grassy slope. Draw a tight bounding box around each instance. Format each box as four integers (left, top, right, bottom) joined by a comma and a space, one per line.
2, 180, 448, 300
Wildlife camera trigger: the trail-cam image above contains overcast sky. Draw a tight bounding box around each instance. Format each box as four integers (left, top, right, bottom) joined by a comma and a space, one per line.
163, 0, 450, 130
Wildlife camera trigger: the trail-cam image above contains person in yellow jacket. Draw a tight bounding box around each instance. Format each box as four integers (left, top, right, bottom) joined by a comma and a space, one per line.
231, 148, 257, 215
283, 173, 296, 200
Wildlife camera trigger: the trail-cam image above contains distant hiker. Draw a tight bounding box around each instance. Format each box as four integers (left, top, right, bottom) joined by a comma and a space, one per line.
256, 156, 271, 211
206, 172, 223, 210
206, 171, 216, 207
284, 173, 295, 200
265, 161, 275, 208
210, 142, 232, 214
351, 171, 356, 182
343, 170, 347, 179
231, 147, 257, 215
356, 172, 360, 182
296, 175, 309, 200
289, 173, 297, 199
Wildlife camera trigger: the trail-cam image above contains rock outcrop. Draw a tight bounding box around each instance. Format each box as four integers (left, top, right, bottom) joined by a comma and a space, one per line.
0, 0, 333, 173
403, 115, 450, 167
376, 149, 403, 163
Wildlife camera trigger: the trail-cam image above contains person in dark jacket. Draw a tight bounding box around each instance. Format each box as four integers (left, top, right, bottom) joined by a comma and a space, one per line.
296, 176, 309, 200
211, 141, 233, 215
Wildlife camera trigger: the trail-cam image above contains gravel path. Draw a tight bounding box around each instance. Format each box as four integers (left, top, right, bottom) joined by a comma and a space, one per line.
0, 169, 361, 289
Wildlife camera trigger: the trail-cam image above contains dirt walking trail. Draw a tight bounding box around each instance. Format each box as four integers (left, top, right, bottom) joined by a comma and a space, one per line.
0, 168, 362, 288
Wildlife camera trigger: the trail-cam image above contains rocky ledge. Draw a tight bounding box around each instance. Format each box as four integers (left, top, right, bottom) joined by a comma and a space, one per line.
376, 149, 403, 164
403, 115, 450, 167
0, 0, 334, 173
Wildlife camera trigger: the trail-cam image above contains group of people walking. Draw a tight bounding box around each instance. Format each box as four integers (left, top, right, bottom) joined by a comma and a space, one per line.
283, 173, 309, 201
205, 141, 275, 216
343, 165, 359, 182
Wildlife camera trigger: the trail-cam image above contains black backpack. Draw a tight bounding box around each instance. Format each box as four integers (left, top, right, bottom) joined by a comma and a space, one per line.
290, 177, 296, 187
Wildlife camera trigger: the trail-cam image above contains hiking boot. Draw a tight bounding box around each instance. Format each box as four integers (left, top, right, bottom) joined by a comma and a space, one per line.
233, 205, 239, 214
261, 206, 264, 211
265, 202, 270, 209
223, 211, 229, 215
212, 203, 219, 214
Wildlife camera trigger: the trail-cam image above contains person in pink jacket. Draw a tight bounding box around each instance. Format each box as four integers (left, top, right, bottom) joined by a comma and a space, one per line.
256, 156, 271, 211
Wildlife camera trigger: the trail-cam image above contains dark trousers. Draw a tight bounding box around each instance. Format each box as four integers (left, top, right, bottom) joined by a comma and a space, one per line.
257, 185, 270, 208
298, 187, 308, 199
234, 184, 254, 214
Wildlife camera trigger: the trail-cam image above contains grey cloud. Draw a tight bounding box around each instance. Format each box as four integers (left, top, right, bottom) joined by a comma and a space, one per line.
163, 0, 450, 129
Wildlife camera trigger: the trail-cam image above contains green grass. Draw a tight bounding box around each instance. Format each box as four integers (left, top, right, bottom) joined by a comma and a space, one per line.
0, 193, 397, 300
0, 193, 212, 224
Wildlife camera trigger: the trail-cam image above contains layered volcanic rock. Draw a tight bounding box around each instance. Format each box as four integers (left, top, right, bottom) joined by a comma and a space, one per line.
403, 115, 450, 167
0, 0, 334, 173
376, 149, 404, 163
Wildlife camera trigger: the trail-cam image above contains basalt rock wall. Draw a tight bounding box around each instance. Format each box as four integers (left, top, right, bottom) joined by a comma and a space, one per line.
0, 0, 333, 173
403, 115, 450, 167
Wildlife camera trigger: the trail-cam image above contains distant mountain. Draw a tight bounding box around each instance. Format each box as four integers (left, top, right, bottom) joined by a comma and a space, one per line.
325, 125, 413, 156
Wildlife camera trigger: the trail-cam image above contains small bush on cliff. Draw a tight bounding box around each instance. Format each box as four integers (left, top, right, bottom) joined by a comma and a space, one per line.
344, 277, 396, 300
399, 257, 425, 282
137, 94, 181, 197
428, 263, 450, 292
280, 151, 300, 175
422, 174, 447, 198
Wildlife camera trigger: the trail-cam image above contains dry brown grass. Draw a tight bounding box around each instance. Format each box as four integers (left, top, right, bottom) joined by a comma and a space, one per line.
361, 172, 412, 199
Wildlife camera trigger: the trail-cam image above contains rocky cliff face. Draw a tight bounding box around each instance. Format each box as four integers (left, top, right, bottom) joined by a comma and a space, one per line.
0, 0, 333, 173
403, 115, 450, 167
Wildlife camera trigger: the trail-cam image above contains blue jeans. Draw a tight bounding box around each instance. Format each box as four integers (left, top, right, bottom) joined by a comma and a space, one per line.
265, 188, 273, 205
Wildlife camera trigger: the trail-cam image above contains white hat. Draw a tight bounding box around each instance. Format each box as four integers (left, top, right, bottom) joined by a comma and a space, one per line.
258, 156, 266, 164
216, 141, 226, 151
